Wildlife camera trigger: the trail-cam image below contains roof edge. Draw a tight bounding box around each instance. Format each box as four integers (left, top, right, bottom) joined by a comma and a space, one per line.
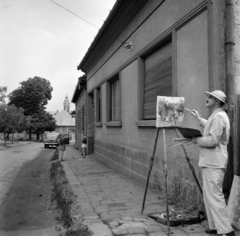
77, 0, 125, 71
71, 75, 86, 103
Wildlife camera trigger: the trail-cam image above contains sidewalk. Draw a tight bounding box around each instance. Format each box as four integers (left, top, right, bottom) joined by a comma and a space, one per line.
62, 144, 239, 236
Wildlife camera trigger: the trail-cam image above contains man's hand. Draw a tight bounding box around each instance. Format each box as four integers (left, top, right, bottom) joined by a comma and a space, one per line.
192, 137, 198, 144
191, 110, 201, 121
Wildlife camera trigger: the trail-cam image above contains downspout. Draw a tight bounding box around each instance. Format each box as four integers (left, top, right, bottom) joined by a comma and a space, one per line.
225, 0, 235, 115
225, 0, 239, 176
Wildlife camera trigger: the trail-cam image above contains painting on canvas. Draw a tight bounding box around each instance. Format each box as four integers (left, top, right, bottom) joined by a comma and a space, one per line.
156, 96, 185, 127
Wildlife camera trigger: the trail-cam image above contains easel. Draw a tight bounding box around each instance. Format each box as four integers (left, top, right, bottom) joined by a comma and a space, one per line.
141, 128, 170, 235
141, 127, 203, 236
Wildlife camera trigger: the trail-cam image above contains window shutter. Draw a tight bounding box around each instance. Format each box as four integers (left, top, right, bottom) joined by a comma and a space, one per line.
77, 110, 81, 132
110, 78, 119, 121
143, 40, 172, 119
81, 105, 85, 133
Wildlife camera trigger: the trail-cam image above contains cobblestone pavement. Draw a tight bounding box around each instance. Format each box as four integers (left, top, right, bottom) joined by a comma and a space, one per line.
62, 144, 239, 236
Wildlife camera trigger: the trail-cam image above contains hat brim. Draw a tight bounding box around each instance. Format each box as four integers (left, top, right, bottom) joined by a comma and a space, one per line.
204, 91, 226, 103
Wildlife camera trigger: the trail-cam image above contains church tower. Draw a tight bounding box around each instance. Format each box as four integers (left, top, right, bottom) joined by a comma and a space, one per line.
63, 95, 70, 113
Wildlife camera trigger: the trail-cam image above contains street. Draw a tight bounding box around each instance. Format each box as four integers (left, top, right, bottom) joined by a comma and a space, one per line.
0, 141, 58, 236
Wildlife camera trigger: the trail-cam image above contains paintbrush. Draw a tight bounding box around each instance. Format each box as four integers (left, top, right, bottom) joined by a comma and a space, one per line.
170, 140, 192, 148
184, 107, 192, 112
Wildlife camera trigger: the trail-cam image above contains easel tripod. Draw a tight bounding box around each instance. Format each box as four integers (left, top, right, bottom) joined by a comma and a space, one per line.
141, 128, 203, 236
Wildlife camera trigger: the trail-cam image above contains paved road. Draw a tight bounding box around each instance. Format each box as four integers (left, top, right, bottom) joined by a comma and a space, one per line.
0, 141, 58, 236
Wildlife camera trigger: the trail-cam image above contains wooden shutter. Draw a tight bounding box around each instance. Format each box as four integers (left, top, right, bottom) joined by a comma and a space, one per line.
81, 105, 85, 133
110, 78, 119, 121
96, 87, 101, 122
77, 110, 81, 132
143, 40, 172, 119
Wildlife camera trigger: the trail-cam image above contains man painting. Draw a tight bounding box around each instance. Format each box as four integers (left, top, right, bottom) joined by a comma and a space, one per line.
191, 90, 235, 236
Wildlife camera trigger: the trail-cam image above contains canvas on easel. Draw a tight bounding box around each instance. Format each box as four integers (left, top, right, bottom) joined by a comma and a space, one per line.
156, 96, 185, 127
156, 96, 202, 138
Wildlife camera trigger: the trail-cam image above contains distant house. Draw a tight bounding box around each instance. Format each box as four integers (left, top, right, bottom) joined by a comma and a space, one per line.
52, 95, 75, 139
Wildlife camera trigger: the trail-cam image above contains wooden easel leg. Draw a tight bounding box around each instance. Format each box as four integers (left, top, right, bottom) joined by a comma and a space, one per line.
141, 128, 160, 214
163, 129, 170, 235
175, 129, 203, 196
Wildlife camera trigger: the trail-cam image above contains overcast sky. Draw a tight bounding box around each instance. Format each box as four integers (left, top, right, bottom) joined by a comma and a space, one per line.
0, 0, 116, 112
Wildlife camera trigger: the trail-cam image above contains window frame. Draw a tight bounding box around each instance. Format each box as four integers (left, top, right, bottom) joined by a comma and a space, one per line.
106, 73, 122, 127
95, 86, 102, 127
77, 109, 81, 132
81, 104, 85, 133
137, 35, 176, 127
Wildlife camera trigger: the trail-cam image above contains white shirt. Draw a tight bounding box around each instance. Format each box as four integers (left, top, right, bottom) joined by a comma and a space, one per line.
197, 108, 230, 168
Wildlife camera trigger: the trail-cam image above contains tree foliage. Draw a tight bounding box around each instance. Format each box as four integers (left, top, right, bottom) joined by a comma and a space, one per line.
70, 110, 75, 118
0, 104, 26, 146
0, 86, 7, 104
30, 111, 57, 140
8, 77, 54, 140
8, 77, 53, 116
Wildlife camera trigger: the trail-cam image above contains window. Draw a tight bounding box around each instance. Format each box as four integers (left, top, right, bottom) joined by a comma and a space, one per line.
106, 74, 121, 127
143, 39, 172, 120
96, 87, 101, 123
77, 109, 81, 132
110, 78, 120, 121
81, 105, 85, 133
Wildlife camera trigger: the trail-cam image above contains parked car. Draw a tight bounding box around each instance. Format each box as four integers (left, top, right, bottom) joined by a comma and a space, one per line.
44, 132, 60, 148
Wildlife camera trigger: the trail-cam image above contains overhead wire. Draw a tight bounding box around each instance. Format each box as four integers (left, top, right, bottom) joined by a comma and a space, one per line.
49, 0, 100, 30
48, 0, 127, 53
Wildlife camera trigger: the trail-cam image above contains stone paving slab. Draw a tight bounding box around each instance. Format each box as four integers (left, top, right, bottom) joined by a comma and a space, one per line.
62, 144, 240, 236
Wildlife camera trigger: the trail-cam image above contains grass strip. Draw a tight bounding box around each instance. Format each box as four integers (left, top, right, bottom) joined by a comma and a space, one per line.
50, 150, 92, 236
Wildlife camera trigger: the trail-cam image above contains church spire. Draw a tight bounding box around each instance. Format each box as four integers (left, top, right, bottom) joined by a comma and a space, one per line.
63, 95, 70, 113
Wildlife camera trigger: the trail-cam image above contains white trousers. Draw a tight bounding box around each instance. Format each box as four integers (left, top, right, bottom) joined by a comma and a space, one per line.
202, 167, 233, 234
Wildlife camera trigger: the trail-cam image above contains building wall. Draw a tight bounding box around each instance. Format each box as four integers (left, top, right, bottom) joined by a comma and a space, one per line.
87, 0, 226, 209
75, 90, 87, 150
54, 126, 75, 135
235, 0, 240, 92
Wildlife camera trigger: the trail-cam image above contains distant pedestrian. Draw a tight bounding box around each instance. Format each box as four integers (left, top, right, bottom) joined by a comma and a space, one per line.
81, 134, 87, 158
57, 133, 65, 161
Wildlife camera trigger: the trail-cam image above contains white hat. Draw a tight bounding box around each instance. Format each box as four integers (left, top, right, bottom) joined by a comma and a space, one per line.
204, 90, 227, 103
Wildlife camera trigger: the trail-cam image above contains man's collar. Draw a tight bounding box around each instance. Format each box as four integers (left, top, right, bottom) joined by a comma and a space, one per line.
209, 107, 224, 119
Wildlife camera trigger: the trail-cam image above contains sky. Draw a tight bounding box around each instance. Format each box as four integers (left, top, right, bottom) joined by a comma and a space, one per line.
0, 0, 116, 112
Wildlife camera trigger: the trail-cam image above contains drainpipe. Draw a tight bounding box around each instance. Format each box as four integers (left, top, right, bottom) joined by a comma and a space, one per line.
225, 0, 240, 176
225, 0, 235, 115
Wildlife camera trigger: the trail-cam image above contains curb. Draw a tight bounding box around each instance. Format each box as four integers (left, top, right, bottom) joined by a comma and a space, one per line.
62, 161, 113, 236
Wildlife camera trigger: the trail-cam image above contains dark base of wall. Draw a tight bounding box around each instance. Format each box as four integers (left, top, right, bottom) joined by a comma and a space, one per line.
94, 139, 204, 211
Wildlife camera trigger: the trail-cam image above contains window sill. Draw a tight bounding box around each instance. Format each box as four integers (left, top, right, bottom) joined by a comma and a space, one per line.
136, 120, 156, 127
95, 122, 102, 127
105, 121, 122, 127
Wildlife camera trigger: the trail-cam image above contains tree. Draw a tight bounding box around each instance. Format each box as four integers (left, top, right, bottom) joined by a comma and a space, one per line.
0, 104, 25, 146
8, 77, 53, 140
15, 112, 28, 142
43, 112, 57, 132
0, 86, 7, 104
31, 111, 57, 140
70, 110, 75, 118
8, 77, 52, 115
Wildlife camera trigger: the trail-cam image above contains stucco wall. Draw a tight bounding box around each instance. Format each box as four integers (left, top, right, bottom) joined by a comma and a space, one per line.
86, 0, 227, 208
87, 0, 204, 89
177, 10, 209, 128
235, 0, 240, 92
